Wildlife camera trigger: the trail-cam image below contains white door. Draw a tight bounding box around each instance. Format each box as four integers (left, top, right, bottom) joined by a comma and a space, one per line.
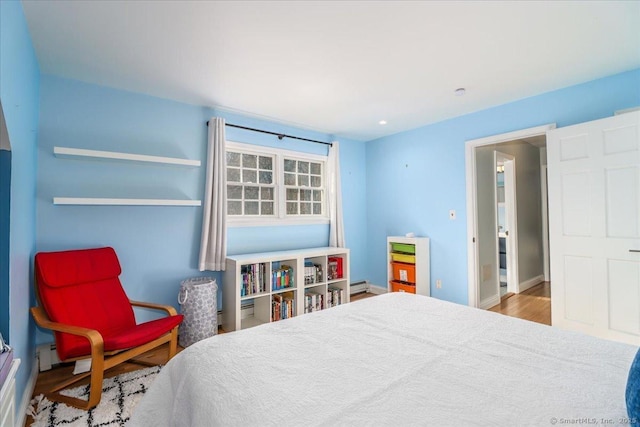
548, 111, 640, 345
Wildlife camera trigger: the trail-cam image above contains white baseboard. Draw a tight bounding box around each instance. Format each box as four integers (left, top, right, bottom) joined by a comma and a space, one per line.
479, 294, 500, 310
17, 356, 39, 427
367, 285, 387, 295
348, 281, 386, 295
519, 274, 545, 293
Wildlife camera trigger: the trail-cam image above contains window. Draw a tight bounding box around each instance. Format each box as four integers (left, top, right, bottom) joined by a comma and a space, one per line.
226, 151, 275, 216
283, 158, 324, 215
226, 142, 327, 225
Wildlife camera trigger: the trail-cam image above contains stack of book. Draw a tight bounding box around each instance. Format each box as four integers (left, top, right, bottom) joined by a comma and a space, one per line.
272, 291, 295, 321
304, 291, 324, 313
240, 263, 266, 296
303, 260, 322, 285
272, 265, 294, 290
326, 286, 345, 308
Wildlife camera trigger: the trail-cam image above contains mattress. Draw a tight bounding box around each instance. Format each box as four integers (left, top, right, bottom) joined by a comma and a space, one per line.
129, 292, 637, 426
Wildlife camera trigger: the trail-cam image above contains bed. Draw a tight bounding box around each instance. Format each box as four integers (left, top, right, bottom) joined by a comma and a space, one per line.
129, 292, 639, 426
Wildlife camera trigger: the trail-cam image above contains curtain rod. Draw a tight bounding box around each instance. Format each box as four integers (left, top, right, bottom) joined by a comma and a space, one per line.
206, 121, 332, 147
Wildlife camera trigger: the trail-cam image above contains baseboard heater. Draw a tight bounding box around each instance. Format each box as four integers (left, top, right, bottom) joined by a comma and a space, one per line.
37, 344, 60, 372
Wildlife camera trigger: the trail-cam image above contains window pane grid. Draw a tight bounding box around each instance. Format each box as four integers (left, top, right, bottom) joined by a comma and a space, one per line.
282, 157, 323, 217
227, 148, 325, 219
227, 150, 276, 216
227, 183, 276, 216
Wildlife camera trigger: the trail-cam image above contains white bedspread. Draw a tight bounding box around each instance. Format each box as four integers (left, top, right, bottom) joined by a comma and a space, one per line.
129, 293, 638, 426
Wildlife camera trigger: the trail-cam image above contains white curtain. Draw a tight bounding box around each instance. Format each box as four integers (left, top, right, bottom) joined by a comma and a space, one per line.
199, 117, 227, 271
327, 140, 345, 247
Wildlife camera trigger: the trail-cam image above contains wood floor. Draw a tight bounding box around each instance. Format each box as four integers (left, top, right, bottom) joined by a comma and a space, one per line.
488, 281, 551, 325
25, 288, 550, 426
353, 284, 551, 327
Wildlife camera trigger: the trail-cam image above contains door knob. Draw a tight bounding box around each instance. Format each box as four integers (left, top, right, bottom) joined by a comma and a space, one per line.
631, 249, 640, 253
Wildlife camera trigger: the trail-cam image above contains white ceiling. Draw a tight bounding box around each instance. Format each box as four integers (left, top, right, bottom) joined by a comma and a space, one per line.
22, 1, 640, 141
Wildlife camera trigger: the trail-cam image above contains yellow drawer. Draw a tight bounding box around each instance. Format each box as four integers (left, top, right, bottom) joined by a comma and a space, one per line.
391, 253, 415, 263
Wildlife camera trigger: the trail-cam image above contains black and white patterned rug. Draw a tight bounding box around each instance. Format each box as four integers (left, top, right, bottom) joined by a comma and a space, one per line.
29, 365, 161, 427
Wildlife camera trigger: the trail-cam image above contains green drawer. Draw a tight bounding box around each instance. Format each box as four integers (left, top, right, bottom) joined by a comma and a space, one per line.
391, 243, 415, 254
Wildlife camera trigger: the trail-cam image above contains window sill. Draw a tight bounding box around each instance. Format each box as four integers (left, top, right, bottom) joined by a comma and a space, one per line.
227, 217, 330, 228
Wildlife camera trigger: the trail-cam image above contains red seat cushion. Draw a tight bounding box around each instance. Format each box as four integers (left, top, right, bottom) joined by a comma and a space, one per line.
62, 314, 184, 360
35, 247, 183, 361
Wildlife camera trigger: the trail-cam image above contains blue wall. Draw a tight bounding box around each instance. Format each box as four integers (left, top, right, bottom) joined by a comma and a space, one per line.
366, 68, 640, 304
0, 0, 40, 413
6, 1, 639, 405
36, 76, 367, 344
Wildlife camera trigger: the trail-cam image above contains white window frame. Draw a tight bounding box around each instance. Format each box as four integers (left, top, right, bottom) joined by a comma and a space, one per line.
226, 141, 330, 227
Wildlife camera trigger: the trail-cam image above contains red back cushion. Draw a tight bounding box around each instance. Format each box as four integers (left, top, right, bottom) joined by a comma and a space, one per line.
35, 247, 136, 360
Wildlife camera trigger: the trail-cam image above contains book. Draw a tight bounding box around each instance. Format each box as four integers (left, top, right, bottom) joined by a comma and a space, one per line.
240, 263, 267, 296
328, 286, 345, 307
327, 257, 343, 280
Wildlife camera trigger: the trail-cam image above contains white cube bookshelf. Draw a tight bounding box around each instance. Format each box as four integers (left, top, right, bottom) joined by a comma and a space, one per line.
223, 247, 350, 332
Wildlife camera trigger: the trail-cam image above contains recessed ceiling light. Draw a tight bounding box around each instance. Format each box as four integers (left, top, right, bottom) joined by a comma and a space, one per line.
379, 120, 387, 125
455, 88, 466, 96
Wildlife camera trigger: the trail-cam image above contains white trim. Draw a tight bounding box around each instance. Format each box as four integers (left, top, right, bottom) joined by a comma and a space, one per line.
17, 357, 38, 427
228, 217, 330, 227
479, 294, 500, 310
466, 124, 556, 308
367, 285, 387, 295
519, 274, 545, 293
541, 164, 550, 281
225, 140, 330, 225
0, 101, 10, 151
497, 152, 519, 295
53, 146, 200, 167
53, 197, 202, 206
465, 142, 479, 307
495, 151, 520, 298
614, 106, 640, 115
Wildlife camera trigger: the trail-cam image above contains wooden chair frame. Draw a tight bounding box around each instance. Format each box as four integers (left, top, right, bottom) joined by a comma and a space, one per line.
31, 300, 179, 410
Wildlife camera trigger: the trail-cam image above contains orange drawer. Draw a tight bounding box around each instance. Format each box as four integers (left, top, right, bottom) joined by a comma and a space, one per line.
390, 280, 416, 294
391, 262, 415, 283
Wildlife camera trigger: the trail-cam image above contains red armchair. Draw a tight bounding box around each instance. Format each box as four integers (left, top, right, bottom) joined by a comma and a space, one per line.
30, 247, 183, 409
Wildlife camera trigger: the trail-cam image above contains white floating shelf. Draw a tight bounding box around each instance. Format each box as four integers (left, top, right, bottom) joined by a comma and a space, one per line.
54, 146, 201, 167
53, 197, 202, 206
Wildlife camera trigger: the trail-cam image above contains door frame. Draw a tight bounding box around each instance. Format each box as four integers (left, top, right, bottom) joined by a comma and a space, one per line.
465, 123, 556, 308
541, 164, 550, 281
495, 151, 519, 296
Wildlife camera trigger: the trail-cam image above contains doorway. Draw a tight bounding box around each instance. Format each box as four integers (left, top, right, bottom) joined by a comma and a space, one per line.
465, 124, 554, 309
